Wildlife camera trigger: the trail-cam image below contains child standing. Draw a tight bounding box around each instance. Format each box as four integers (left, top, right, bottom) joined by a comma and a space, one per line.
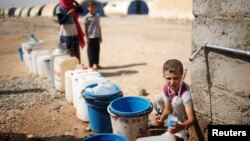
151, 59, 195, 141
56, 0, 85, 63
83, 0, 102, 70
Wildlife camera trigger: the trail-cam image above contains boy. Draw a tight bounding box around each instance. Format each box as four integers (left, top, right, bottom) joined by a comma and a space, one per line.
151, 59, 195, 141
83, 0, 102, 70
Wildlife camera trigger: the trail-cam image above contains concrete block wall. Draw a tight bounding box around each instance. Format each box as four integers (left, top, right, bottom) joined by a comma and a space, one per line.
191, 0, 250, 140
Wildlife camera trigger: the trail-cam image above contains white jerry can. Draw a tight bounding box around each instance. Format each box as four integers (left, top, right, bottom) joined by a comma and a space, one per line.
71, 69, 101, 108
73, 74, 107, 122
37, 54, 51, 78
31, 49, 49, 75
65, 68, 99, 104
22, 41, 43, 68
53, 56, 79, 92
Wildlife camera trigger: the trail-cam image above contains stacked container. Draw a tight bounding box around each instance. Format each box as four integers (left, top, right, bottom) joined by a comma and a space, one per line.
83, 82, 123, 133
31, 49, 50, 74
53, 55, 79, 92
65, 68, 99, 104
72, 72, 107, 122
50, 43, 68, 82
36, 54, 51, 78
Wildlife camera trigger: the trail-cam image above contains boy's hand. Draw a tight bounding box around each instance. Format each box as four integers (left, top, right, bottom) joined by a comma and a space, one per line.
168, 122, 184, 134
85, 37, 90, 45
155, 115, 164, 127
67, 9, 75, 16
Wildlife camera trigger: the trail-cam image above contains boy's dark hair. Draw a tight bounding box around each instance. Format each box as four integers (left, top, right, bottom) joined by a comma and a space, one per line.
163, 59, 183, 75
87, 0, 96, 7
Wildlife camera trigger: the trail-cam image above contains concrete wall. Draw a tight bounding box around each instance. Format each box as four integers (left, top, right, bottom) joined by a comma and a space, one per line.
191, 0, 250, 140
149, 0, 193, 20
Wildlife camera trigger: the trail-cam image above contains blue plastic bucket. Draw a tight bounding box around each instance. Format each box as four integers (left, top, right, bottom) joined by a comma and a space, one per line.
108, 96, 152, 117
18, 47, 23, 61
82, 133, 129, 141
83, 83, 123, 133
108, 96, 153, 141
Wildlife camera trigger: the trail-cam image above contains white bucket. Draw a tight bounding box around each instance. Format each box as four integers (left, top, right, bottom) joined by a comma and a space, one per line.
73, 74, 107, 122
31, 49, 49, 75
37, 54, 51, 78
54, 56, 79, 92
65, 68, 99, 104
108, 96, 153, 141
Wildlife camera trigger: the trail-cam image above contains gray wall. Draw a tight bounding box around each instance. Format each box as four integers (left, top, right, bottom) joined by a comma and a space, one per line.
191, 0, 250, 140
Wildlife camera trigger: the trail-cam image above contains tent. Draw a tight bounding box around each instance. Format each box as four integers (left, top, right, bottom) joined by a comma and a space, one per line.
41, 3, 59, 17
21, 7, 33, 17
29, 5, 45, 17
14, 7, 24, 17
104, 0, 149, 16
149, 0, 193, 20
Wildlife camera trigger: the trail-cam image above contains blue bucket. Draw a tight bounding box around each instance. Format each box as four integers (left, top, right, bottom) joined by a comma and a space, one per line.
82, 133, 129, 141
83, 82, 123, 133
108, 96, 153, 117
18, 47, 23, 61
83, 83, 122, 106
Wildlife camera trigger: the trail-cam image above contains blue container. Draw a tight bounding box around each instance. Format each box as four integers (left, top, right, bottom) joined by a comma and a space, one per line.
18, 47, 23, 61
83, 83, 123, 133
108, 96, 153, 117
82, 133, 129, 141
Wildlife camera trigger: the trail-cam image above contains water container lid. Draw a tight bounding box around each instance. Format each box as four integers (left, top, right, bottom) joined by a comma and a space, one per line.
83, 82, 122, 99
28, 34, 39, 43
52, 43, 67, 55
108, 96, 153, 117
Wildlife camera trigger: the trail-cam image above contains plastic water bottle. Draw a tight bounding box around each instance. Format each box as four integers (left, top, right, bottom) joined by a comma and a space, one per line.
167, 114, 178, 128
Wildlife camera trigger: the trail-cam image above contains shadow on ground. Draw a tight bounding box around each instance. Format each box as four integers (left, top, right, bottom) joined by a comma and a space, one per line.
0, 133, 83, 141
100, 70, 138, 77
99, 62, 147, 77
100, 63, 147, 70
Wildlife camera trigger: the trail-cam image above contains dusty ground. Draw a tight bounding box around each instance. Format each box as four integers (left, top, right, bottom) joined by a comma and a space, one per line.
0, 16, 192, 140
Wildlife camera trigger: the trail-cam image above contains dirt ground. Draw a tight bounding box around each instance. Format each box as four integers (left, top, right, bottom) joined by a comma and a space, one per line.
0, 16, 192, 140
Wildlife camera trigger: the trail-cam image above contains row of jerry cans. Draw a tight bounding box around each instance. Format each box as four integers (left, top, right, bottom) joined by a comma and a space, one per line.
21, 39, 80, 92
65, 68, 107, 121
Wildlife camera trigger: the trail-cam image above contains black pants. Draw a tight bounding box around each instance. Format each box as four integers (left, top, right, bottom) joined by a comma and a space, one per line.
60, 35, 81, 64
87, 38, 100, 67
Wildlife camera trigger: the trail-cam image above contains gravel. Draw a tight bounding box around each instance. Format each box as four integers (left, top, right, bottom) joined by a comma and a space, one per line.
0, 74, 64, 139
0, 74, 62, 111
